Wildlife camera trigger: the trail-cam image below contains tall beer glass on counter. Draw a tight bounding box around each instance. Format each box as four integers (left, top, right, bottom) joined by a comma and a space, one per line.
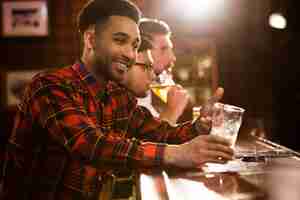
210, 103, 245, 148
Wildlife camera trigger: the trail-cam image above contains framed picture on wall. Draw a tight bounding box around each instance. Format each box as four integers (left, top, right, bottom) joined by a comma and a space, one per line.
1, 70, 41, 106
2, 1, 49, 37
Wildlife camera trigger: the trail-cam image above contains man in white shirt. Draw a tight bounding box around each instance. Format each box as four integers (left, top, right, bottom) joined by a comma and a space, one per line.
138, 18, 189, 125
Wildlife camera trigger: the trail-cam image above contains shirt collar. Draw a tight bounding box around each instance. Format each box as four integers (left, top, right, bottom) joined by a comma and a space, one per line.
71, 61, 137, 105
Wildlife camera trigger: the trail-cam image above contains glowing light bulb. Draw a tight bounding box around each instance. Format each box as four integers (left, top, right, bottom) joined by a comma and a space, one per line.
269, 13, 287, 30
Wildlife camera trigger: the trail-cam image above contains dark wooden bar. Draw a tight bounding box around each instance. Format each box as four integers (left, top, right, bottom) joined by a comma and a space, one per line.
136, 134, 300, 200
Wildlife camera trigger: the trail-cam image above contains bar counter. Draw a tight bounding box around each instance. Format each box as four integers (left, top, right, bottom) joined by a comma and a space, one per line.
136, 134, 300, 200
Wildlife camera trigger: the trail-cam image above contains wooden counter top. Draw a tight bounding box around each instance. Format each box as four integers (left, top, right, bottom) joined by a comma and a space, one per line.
136, 136, 300, 200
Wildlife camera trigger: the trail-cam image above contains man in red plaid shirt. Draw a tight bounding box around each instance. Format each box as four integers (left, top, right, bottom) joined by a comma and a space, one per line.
2, 0, 233, 199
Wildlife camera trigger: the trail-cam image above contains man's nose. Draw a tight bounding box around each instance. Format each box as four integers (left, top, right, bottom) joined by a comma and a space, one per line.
170, 50, 176, 63
123, 45, 137, 61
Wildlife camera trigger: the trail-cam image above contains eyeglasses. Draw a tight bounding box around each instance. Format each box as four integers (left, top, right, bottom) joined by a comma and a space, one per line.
134, 62, 154, 72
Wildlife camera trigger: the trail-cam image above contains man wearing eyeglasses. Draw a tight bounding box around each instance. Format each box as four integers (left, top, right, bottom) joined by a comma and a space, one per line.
122, 37, 155, 98
137, 18, 189, 126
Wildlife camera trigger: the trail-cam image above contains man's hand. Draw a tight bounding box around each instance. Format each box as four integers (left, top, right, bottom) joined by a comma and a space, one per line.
160, 85, 189, 125
164, 135, 234, 168
194, 87, 224, 134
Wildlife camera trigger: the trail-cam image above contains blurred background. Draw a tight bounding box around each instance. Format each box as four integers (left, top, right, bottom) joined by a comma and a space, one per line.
0, 0, 299, 151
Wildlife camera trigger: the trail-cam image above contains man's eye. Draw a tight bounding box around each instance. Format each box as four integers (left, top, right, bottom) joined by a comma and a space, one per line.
114, 38, 125, 44
133, 44, 139, 50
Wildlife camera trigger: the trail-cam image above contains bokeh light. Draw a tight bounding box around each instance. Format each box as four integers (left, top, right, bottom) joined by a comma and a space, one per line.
269, 13, 287, 30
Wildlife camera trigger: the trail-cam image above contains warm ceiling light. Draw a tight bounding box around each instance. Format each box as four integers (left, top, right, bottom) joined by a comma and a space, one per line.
269, 13, 287, 30
171, 0, 225, 20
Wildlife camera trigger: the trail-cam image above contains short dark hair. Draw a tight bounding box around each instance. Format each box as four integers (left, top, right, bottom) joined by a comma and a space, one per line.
139, 18, 171, 41
138, 36, 153, 53
77, 0, 141, 34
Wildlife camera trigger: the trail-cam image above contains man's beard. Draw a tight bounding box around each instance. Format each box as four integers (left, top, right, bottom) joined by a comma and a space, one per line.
92, 55, 113, 82
91, 48, 134, 84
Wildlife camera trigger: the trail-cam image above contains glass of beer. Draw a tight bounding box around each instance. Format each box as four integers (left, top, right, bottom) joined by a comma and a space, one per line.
192, 106, 202, 121
150, 70, 175, 103
210, 103, 245, 148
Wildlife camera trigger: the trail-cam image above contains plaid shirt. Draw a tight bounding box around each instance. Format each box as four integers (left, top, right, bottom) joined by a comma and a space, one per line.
3, 62, 200, 200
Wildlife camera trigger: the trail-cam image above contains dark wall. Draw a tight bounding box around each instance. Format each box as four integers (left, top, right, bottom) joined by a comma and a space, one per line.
272, 1, 300, 150
218, 1, 273, 114
0, 0, 87, 107
218, 0, 300, 150
0, 0, 80, 71
0, 0, 89, 166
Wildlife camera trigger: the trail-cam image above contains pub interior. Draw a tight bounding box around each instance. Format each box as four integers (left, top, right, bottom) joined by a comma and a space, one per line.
0, 0, 300, 199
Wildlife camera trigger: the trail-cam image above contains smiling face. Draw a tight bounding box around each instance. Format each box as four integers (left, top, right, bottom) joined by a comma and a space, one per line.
122, 50, 155, 97
90, 15, 141, 83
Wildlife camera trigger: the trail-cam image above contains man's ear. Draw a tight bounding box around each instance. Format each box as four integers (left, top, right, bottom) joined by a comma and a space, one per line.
83, 30, 96, 51
136, 51, 143, 61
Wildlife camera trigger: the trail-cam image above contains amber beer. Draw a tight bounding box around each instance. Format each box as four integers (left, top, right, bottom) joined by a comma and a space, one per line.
151, 70, 175, 103
192, 106, 201, 121
150, 84, 174, 103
